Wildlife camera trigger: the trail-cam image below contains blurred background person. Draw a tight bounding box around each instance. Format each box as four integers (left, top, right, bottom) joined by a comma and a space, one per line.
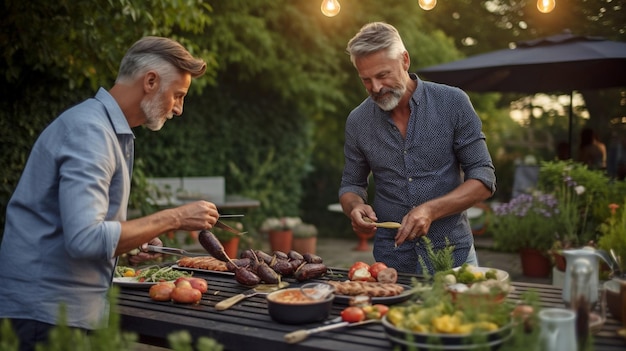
578, 127, 607, 170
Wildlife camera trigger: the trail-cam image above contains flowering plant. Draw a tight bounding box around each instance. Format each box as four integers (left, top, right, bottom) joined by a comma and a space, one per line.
597, 202, 626, 273
551, 171, 593, 247
260, 217, 302, 232
492, 192, 560, 252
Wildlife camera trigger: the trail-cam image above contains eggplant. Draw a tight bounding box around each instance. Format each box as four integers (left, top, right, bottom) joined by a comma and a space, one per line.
271, 259, 295, 276
256, 262, 281, 284
235, 267, 261, 286
294, 263, 328, 281
255, 250, 274, 265
287, 250, 304, 261
273, 251, 289, 260
303, 253, 323, 264
198, 230, 233, 263
225, 258, 252, 272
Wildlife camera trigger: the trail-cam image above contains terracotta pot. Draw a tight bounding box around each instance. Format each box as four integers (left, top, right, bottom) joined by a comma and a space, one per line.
605, 278, 626, 323
220, 236, 240, 259
552, 252, 567, 272
268, 229, 293, 254
292, 236, 317, 255
520, 247, 552, 278
354, 231, 375, 251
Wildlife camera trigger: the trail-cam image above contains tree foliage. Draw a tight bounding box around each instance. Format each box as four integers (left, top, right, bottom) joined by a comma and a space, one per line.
2, 0, 623, 239
0, 0, 215, 234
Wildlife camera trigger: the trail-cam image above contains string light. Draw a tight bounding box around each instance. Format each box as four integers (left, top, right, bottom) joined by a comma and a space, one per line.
537, 0, 556, 13
418, 0, 437, 11
321, 0, 341, 17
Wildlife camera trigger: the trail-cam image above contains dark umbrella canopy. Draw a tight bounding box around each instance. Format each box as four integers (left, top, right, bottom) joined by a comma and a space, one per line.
417, 31, 626, 94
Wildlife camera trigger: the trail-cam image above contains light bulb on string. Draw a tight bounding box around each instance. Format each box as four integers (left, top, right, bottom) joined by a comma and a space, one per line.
418, 0, 437, 11
537, 0, 556, 13
321, 0, 341, 17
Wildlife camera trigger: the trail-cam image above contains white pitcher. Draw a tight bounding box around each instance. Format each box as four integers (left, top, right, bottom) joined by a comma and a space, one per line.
539, 308, 578, 351
562, 248, 601, 306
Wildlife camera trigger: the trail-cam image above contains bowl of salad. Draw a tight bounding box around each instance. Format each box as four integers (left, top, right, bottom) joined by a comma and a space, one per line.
382, 300, 514, 350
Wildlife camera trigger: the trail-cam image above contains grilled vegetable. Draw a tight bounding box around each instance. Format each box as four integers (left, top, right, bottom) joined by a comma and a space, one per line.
271, 259, 295, 276
303, 253, 323, 264
198, 230, 233, 264
294, 263, 327, 281
257, 262, 281, 284
235, 267, 261, 286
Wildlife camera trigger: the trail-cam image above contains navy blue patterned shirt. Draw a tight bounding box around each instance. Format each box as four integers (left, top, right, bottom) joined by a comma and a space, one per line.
339, 74, 496, 274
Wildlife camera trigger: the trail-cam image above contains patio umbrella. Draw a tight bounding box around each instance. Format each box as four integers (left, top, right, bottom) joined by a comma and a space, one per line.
417, 30, 626, 152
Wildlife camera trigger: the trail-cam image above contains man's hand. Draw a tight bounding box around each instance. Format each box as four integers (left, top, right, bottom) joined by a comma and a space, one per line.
176, 201, 220, 231
128, 237, 163, 266
349, 204, 377, 237
395, 206, 433, 247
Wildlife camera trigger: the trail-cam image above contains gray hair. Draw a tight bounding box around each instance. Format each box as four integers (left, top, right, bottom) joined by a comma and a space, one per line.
116, 36, 206, 85
346, 22, 406, 66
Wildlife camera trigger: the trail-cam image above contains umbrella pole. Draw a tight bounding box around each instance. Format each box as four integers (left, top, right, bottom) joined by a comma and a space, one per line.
568, 91, 574, 159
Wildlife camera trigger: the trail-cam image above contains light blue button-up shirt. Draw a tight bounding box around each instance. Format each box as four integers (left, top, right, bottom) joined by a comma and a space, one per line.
0, 88, 133, 329
339, 75, 496, 274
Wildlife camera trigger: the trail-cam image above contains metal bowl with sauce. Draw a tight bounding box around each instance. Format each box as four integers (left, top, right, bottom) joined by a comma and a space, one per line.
266, 287, 334, 324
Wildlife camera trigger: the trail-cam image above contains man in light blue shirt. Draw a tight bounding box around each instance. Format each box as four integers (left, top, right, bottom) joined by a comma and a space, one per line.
339, 23, 496, 275
0, 37, 219, 350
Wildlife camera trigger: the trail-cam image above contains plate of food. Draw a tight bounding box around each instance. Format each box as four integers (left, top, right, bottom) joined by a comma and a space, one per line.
382, 303, 514, 350
112, 277, 165, 288
324, 280, 414, 305
113, 265, 191, 288
439, 265, 513, 304
449, 265, 510, 283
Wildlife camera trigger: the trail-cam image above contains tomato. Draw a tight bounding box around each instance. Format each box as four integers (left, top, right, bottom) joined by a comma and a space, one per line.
187, 277, 208, 294
368, 262, 388, 280
170, 286, 202, 304
174, 278, 193, 289
351, 267, 375, 282
362, 304, 389, 320
149, 282, 175, 302
348, 262, 370, 280
340, 306, 366, 323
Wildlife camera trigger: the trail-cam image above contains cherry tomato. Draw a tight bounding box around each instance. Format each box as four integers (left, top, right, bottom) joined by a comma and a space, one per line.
340, 306, 366, 323
348, 261, 370, 280
368, 262, 388, 280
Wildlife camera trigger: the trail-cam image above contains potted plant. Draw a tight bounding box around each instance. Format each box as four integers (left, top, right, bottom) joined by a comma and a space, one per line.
211, 220, 244, 258
260, 217, 302, 253
492, 192, 560, 277
597, 201, 626, 324
292, 222, 318, 255
538, 160, 615, 271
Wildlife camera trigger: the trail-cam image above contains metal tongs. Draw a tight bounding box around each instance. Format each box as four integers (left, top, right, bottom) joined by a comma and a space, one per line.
215, 220, 248, 236
146, 245, 211, 257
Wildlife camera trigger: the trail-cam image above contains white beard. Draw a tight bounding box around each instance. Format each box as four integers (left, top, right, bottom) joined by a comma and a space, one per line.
372, 84, 406, 111
141, 92, 172, 131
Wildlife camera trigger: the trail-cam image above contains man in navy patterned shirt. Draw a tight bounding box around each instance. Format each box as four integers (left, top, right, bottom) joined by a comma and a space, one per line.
339, 22, 496, 275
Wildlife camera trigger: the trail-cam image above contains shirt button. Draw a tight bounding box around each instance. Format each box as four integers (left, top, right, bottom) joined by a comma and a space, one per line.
403, 150, 407, 154
408, 178, 413, 182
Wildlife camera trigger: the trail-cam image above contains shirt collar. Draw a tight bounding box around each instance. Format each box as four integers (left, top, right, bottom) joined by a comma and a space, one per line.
95, 87, 134, 138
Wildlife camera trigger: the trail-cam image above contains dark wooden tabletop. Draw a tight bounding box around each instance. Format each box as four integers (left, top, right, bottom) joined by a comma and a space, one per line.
117, 267, 625, 351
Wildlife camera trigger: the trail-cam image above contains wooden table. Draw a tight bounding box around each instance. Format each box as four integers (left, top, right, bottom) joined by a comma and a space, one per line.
117, 268, 625, 351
